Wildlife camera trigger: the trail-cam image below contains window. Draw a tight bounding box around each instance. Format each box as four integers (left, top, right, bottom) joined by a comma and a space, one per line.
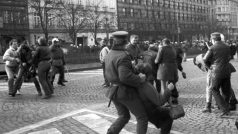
33, 13, 40, 27
122, 8, 126, 16
3, 11, 9, 23
130, 9, 134, 17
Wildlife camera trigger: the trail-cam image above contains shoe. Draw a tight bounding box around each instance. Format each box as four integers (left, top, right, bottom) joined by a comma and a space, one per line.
62, 80, 68, 82
202, 102, 212, 113
42, 95, 52, 99
16, 90, 21, 95
202, 108, 212, 113
229, 105, 236, 111
8, 93, 15, 97
57, 82, 65, 86
220, 111, 230, 118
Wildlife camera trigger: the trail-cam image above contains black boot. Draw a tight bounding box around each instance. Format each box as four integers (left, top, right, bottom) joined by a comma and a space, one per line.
202, 102, 212, 113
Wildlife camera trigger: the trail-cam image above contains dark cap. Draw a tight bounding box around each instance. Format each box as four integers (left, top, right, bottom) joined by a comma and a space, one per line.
210, 32, 221, 39
112, 31, 128, 38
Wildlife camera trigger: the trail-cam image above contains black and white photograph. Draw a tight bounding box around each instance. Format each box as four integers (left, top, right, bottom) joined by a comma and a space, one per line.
0, 0, 238, 133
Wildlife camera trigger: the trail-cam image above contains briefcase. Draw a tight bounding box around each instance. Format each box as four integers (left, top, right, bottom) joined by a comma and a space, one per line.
169, 104, 185, 120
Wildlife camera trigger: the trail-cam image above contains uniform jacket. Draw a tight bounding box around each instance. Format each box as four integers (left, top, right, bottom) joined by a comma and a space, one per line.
105, 45, 143, 100
203, 41, 231, 79
3, 46, 19, 67
49, 44, 65, 66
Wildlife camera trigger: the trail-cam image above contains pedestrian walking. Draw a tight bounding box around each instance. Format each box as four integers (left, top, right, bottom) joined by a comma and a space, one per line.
50, 38, 66, 87
203, 32, 232, 117
32, 37, 53, 99
105, 31, 148, 134
3, 39, 20, 97
99, 38, 110, 87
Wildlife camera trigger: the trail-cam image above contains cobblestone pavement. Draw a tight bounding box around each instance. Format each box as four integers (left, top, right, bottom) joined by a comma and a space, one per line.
0, 60, 238, 134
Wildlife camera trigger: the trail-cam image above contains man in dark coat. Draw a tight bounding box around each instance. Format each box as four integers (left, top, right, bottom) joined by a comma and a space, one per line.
105, 31, 148, 134
203, 32, 232, 117
50, 38, 66, 86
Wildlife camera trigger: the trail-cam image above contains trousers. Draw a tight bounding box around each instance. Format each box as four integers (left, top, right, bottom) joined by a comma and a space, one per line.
38, 61, 53, 96
5, 66, 18, 94
107, 94, 148, 134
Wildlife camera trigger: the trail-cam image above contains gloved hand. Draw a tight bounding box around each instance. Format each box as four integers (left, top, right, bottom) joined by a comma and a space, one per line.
182, 72, 186, 79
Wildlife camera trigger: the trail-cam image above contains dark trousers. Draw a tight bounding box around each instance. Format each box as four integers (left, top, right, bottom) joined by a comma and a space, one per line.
5, 66, 18, 94
211, 77, 231, 112
102, 62, 109, 85
107, 95, 148, 134
38, 61, 53, 96
14, 65, 41, 94
51, 65, 64, 84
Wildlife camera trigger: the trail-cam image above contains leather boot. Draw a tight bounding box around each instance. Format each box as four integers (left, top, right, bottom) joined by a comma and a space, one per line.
202, 102, 212, 113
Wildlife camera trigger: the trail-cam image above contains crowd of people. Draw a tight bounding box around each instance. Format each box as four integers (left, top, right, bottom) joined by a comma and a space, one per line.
101, 31, 238, 134
3, 37, 67, 99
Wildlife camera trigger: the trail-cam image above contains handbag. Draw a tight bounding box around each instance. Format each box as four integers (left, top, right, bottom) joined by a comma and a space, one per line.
169, 104, 185, 120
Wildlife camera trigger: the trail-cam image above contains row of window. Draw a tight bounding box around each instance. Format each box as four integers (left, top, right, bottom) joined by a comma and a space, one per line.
119, 22, 207, 31
0, 10, 27, 24
120, 8, 207, 22
120, 0, 207, 5
119, 0, 208, 12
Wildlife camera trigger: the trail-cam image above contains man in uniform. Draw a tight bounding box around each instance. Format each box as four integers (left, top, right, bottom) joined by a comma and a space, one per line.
50, 38, 66, 86
203, 32, 231, 117
105, 31, 148, 134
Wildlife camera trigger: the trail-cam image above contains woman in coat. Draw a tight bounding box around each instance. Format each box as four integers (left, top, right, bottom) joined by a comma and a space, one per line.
32, 37, 53, 99
155, 38, 178, 97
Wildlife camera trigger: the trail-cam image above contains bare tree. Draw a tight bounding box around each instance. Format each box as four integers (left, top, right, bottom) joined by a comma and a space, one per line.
56, 1, 88, 46
87, 0, 107, 46
28, 0, 58, 42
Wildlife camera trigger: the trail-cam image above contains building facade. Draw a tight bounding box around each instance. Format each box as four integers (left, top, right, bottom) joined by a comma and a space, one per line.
29, 0, 117, 46
0, 0, 29, 55
117, 0, 210, 41
210, 0, 238, 40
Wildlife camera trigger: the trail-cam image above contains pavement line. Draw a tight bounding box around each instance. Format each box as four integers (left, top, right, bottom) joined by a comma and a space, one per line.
4, 109, 88, 134
73, 114, 133, 134
28, 128, 62, 134
83, 109, 184, 134
4, 108, 183, 134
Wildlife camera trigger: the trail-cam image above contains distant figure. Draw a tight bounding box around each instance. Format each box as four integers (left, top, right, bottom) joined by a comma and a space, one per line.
50, 38, 66, 87
126, 34, 141, 65
3, 39, 20, 97
32, 37, 53, 99
99, 38, 110, 87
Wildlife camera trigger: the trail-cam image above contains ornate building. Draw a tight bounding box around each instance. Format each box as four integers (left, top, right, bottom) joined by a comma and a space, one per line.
0, 0, 29, 55
209, 0, 238, 40
117, 0, 210, 41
